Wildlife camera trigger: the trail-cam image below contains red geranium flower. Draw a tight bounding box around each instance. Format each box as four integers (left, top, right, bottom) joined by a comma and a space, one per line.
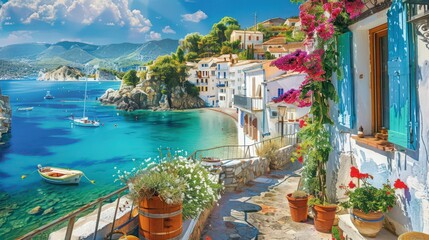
358, 173, 371, 179
394, 179, 408, 189
298, 156, 303, 163
348, 181, 356, 189
350, 166, 360, 178
299, 119, 307, 128
386, 191, 391, 195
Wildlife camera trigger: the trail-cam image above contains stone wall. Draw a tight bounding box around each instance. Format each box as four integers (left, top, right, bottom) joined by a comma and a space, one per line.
220, 145, 296, 192
269, 145, 296, 170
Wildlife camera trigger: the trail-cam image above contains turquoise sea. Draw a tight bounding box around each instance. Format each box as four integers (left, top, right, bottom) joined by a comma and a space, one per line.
0, 80, 237, 239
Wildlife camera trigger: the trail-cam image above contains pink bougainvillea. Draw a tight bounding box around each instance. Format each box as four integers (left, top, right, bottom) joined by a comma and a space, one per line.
345, 0, 365, 19
273, 88, 312, 108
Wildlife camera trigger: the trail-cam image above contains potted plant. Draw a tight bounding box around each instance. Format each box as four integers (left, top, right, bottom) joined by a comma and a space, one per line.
128, 170, 185, 240
271, 0, 367, 234
153, 154, 222, 220
117, 151, 221, 239
286, 190, 309, 222
340, 166, 408, 237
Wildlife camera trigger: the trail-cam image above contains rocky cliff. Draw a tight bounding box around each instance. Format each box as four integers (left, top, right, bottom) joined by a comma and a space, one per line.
99, 81, 205, 111
96, 69, 118, 81
0, 92, 12, 142
38, 66, 84, 81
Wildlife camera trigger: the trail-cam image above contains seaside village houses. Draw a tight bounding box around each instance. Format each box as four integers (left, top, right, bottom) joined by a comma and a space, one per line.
187, 1, 429, 236
16, 4, 429, 238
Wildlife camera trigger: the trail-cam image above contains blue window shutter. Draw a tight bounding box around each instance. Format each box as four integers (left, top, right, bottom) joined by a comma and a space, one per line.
240, 111, 244, 127
387, 0, 411, 148
337, 31, 354, 129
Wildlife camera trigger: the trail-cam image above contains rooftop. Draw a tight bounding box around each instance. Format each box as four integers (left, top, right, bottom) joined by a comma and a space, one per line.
263, 36, 287, 45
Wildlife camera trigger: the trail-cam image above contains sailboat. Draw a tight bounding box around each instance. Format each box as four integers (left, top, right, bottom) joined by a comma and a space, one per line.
72, 76, 100, 127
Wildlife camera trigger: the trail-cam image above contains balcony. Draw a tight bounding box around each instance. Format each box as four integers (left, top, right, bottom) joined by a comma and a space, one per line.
234, 95, 263, 111
354, 0, 391, 21
216, 83, 226, 87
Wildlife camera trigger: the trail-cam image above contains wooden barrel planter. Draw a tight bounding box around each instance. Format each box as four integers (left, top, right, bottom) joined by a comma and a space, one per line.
138, 196, 182, 240
350, 209, 384, 238
313, 204, 337, 233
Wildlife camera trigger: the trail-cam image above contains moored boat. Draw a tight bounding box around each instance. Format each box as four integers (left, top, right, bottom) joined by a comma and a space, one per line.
17, 107, 34, 111
73, 117, 100, 127
44, 91, 54, 99
37, 164, 83, 185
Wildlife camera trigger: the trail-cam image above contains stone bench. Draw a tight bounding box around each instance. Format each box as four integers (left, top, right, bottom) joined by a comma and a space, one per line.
338, 214, 397, 240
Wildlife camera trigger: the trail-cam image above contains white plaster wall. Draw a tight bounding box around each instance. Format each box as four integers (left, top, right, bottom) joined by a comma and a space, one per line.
245, 69, 264, 97
327, 8, 429, 235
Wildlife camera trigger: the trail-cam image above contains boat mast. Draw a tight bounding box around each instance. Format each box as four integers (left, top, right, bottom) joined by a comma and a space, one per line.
83, 68, 88, 118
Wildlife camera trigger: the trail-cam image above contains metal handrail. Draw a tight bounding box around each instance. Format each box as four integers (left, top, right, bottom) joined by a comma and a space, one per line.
18, 186, 129, 240
188, 134, 298, 161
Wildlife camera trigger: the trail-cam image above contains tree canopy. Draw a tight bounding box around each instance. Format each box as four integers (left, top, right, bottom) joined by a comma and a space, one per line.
123, 70, 139, 87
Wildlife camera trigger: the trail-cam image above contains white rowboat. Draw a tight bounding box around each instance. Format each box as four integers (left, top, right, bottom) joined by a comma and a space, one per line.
37, 165, 83, 185
17, 107, 34, 111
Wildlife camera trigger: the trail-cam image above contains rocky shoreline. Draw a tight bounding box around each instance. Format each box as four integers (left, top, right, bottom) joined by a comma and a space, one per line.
0, 91, 12, 142
99, 81, 205, 111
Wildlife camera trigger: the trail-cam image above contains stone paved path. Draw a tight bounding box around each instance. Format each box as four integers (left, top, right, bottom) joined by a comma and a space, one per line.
201, 163, 331, 240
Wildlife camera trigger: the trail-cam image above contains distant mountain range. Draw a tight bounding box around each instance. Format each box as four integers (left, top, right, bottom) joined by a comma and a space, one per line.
0, 39, 179, 79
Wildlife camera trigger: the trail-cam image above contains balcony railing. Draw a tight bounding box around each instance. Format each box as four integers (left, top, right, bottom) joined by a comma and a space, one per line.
216, 83, 226, 87
354, 0, 391, 21
234, 95, 263, 111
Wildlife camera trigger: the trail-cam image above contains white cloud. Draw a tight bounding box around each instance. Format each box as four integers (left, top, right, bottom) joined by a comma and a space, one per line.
162, 26, 176, 34
0, 0, 152, 33
148, 31, 161, 40
181, 10, 207, 23
0, 31, 33, 46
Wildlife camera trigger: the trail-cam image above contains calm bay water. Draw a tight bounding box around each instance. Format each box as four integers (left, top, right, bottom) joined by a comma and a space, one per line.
0, 80, 237, 239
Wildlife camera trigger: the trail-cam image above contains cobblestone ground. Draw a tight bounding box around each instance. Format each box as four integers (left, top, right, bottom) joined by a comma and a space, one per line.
201, 163, 331, 240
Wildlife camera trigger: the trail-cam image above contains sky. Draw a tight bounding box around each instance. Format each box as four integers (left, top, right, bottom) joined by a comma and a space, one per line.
0, 0, 299, 46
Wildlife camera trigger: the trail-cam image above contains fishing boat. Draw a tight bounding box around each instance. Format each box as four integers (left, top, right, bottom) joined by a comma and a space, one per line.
17, 107, 34, 111
44, 91, 54, 99
37, 164, 83, 185
72, 76, 100, 127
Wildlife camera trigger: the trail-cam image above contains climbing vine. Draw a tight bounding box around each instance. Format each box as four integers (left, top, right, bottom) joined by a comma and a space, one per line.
272, 0, 364, 203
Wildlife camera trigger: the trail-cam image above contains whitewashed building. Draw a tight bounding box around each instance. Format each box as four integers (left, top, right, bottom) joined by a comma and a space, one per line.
230, 30, 263, 50
327, 0, 429, 235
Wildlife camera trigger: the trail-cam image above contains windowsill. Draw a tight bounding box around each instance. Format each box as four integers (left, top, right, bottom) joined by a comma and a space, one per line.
351, 135, 395, 152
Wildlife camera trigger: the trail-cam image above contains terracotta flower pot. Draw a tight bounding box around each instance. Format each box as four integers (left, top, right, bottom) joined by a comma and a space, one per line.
313, 204, 337, 233
138, 196, 183, 240
350, 209, 384, 238
286, 193, 308, 222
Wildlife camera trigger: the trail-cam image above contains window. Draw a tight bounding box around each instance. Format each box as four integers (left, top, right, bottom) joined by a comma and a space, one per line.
218, 72, 220, 79
277, 88, 284, 97
248, 36, 251, 41
239, 36, 242, 41
370, 24, 389, 133
220, 96, 225, 101
196, 79, 199, 84
217, 64, 220, 70
205, 79, 208, 83
205, 86, 208, 91
224, 72, 226, 78
256, 36, 259, 41
270, 109, 278, 118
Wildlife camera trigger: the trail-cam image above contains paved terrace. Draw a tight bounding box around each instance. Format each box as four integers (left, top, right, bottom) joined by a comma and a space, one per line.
202, 162, 331, 240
